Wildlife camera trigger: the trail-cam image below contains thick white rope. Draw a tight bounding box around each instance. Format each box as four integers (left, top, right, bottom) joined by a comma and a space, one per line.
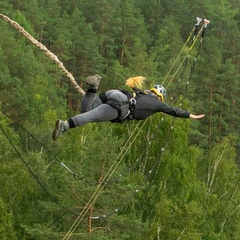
0, 13, 85, 96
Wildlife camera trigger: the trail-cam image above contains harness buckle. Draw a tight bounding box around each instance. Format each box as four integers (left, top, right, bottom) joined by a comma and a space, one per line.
129, 98, 136, 105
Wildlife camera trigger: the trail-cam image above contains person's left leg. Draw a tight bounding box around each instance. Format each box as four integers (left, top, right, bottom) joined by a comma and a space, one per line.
80, 92, 102, 113
81, 74, 102, 113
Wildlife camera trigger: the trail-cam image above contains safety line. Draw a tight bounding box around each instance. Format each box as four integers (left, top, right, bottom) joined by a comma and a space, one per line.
1, 12, 210, 236
64, 17, 210, 232
63, 119, 148, 239
64, 17, 210, 227
165, 22, 206, 89
161, 17, 201, 86
86, 17, 208, 208
111, 18, 210, 209
79, 22, 209, 221
147, 20, 209, 182
63, 120, 146, 239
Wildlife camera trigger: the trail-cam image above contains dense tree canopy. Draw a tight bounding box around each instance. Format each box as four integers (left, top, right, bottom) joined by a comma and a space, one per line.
0, 0, 240, 239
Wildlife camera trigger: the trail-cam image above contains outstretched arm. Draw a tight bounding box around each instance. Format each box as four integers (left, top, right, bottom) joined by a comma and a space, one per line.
189, 114, 205, 119
156, 100, 205, 119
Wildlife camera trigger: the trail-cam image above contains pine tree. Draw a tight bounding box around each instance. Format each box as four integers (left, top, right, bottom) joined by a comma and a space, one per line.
0, 198, 17, 240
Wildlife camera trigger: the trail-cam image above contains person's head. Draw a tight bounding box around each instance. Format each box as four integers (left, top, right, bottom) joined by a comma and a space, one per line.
150, 85, 166, 102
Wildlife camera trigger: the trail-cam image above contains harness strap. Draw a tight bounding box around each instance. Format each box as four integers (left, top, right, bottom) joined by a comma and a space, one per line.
105, 99, 129, 111
122, 89, 149, 121
128, 92, 137, 120
99, 90, 147, 123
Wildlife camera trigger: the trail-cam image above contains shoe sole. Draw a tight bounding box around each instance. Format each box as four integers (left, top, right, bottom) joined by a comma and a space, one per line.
52, 120, 61, 141
86, 80, 100, 86
86, 75, 101, 86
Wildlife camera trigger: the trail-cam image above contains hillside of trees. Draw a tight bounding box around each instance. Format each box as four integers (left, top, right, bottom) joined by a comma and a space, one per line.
0, 0, 240, 239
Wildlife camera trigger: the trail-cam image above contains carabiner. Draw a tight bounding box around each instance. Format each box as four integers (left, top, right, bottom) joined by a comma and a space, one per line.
129, 98, 136, 105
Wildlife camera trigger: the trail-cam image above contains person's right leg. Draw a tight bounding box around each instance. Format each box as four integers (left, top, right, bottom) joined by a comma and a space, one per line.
71, 104, 118, 127
52, 104, 118, 141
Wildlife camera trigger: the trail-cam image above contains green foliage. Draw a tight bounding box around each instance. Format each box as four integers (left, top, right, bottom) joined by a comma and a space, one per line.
0, 0, 240, 239
0, 198, 17, 240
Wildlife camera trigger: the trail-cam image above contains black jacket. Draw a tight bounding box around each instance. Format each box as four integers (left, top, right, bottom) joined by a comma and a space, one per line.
133, 93, 190, 120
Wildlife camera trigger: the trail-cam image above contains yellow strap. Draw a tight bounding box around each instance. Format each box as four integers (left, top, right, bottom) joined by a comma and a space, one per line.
150, 88, 164, 102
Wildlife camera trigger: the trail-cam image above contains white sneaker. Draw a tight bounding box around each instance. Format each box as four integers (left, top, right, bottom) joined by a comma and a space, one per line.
52, 120, 69, 141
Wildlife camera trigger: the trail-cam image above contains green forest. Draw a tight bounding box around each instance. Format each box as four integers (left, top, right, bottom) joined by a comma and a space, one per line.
0, 0, 240, 239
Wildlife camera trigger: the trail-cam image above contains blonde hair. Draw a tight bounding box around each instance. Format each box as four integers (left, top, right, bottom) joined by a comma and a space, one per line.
125, 76, 146, 89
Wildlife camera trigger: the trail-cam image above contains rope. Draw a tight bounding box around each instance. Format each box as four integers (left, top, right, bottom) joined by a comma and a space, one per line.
148, 51, 202, 181
64, 17, 210, 226
120, 18, 209, 189
0, 109, 98, 185
162, 18, 200, 85
0, 123, 78, 216
63, 119, 148, 239
0, 14, 85, 96
0, 12, 210, 236
165, 23, 204, 89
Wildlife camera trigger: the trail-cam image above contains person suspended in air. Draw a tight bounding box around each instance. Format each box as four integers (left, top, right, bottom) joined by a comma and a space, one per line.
52, 75, 205, 141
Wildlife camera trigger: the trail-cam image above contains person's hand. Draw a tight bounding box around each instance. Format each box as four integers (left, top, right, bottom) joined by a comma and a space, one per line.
189, 114, 205, 119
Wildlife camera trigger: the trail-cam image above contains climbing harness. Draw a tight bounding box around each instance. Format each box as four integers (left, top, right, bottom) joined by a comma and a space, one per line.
99, 89, 150, 123
128, 92, 137, 120
120, 89, 150, 121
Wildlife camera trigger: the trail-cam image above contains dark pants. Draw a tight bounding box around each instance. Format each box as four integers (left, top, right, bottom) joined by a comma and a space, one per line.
71, 90, 128, 127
